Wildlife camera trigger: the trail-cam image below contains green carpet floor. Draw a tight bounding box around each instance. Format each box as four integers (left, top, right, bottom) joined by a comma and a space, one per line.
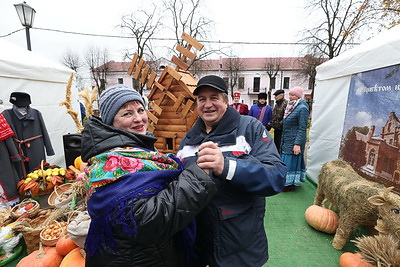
263, 178, 367, 267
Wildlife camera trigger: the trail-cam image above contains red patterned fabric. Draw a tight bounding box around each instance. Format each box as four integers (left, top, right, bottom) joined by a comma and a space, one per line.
0, 114, 14, 141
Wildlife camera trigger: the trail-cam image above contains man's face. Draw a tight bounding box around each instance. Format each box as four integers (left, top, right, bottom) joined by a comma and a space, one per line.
258, 98, 266, 105
233, 97, 240, 103
274, 94, 284, 101
196, 87, 228, 130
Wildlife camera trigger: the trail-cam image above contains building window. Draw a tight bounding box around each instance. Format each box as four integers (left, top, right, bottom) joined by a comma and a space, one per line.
283, 77, 290, 89
166, 138, 174, 150
223, 77, 229, 88
270, 77, 276, 89
118, 78, 123, 84
238, 77, 244, 89
253, 77, 260, 92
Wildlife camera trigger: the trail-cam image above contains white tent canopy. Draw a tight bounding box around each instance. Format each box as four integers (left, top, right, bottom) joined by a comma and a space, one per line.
0, 39, 80, 169
307, 25, 400, 182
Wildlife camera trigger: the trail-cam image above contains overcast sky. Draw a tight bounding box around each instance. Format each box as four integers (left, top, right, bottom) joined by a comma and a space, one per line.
1, 0, 310, 64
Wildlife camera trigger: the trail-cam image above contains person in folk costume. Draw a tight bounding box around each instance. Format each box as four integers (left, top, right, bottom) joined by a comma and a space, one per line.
2, 92, 54, 179
0, 113, 22, 206
81, 84, 217, 266
280, 86, 309, 192
249, 92, 273, 131
271, 89, 288, 153
230, 92, 249, 115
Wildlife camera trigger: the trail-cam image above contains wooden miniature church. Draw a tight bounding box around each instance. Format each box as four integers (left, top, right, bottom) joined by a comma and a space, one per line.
127, 33, 204, 154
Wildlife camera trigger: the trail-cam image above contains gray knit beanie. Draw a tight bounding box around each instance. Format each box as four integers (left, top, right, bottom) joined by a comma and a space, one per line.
99, 84, 145, 125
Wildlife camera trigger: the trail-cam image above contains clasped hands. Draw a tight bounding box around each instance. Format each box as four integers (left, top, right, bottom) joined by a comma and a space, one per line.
196, 141, 224, 176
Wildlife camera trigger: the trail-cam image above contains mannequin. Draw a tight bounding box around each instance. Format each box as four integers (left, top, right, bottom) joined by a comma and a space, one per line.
2, 92, 54, 179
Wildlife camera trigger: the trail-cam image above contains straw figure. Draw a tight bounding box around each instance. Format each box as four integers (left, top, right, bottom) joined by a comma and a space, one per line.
353, 233, 400, 266
314, 158, 400, 250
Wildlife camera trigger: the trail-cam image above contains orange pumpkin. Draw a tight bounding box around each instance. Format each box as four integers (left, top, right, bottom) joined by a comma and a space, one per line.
60, 247, 86, 267
305, 204, 338, 234
339, 252, 376, 267
56, 234, 78, 256
17, 244, 63, 267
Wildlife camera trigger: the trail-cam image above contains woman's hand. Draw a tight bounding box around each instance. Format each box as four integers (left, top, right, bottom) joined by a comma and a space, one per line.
293, 144, 301, 155
197, 141, 224, 176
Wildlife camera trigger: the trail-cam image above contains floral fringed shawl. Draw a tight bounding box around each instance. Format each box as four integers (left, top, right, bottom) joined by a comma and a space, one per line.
84, 147, 186, 257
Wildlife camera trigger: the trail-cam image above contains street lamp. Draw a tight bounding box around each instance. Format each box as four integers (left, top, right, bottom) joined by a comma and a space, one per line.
14, 1, 36, 51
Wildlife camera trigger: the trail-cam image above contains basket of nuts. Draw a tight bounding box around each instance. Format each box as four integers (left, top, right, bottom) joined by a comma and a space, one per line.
40, 220, 68, 247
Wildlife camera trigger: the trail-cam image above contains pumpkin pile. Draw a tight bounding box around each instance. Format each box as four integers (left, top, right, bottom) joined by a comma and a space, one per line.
17, 161, 76, 198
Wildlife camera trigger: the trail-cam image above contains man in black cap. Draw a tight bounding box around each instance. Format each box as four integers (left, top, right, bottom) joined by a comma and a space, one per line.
271, 89, 288, 153
2, 92, 54, 179
248, 92, 273, 130
177, 75, 286, 267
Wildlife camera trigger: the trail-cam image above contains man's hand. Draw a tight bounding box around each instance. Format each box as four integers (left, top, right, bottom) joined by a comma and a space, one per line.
197, 141, 224, 176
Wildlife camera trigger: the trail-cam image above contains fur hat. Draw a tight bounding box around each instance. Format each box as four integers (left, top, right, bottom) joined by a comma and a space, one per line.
9, 92, 31, 107
258, 92, 267, 100
289, 87, 304, 98
99, 84, 145, 125
194, 75, 228, 95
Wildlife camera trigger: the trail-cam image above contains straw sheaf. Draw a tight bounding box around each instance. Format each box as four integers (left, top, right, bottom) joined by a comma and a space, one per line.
79, 86, 98, 118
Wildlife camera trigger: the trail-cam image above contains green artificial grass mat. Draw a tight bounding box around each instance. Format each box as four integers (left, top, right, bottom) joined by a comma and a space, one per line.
263, 178, 368, 267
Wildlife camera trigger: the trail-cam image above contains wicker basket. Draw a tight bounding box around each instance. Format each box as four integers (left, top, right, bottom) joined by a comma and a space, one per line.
18, 215, 49, 254
10, 198, 40, 219
47, 183, 73, 208
40, 220, 67, 247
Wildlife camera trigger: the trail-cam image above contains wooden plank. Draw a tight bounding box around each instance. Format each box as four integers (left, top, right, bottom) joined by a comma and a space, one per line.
153, 81, 165, 91
154, 130, 187, 139
158, 118, 186, 125
181, 32, 204, 51
176, 44, 196, 61
146, 71, 157, 88
147, 123, 155, 132
165, 91, 177, 102
146, 110, 159, 124
133, 58, 145, 80
186, 109, 198, 128
171, 55, 189, 71
172, 94, 185, 111
181, 99, 194, 118
154, 131, 178, 138
139, 65, 151, 84
154, 125, 187, 132
149, 102, 163, 115
165, 66, 183, 81
127, 53, 139, 75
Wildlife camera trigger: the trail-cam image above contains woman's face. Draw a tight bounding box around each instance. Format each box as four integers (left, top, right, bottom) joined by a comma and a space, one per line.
289, 93, 299, 101
112, 101, 148, 135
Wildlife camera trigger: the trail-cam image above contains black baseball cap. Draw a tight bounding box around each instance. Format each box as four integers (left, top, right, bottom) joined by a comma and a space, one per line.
193, 75, 228, 95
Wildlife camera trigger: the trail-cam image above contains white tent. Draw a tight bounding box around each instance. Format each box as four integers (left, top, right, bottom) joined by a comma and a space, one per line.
307, 25, 400, 183
0, 39, 80, 169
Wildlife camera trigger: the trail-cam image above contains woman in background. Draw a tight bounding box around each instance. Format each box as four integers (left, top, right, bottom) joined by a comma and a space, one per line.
281, 86, 309, 192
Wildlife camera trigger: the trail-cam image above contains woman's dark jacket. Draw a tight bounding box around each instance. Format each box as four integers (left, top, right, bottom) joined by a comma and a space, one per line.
81, 116, 217, 267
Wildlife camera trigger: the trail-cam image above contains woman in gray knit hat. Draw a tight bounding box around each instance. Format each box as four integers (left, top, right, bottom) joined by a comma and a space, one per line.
81, 84, 216, 267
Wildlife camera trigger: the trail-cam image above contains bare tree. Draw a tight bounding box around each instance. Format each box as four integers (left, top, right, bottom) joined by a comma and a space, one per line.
224, 57, 244, 98
163, 0, 220, 64
380, 0, 400, 28
296, 53, 327, 98
85, 46, 110, 95
119, 6, 162, 62
263, 58, 282, 106
302, 0, 380, 59
61, 50, 85, 91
